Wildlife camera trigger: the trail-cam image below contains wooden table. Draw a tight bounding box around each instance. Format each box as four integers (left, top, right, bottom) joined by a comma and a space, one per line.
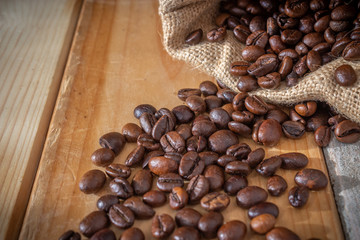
0, 0, 358, 239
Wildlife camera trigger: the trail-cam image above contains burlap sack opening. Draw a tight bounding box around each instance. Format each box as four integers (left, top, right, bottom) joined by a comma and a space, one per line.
159, 0, 360, 124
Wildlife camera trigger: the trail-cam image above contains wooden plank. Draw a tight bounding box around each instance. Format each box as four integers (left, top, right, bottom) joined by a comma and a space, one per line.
0, 0, 82, 239
20, 0, 343, 239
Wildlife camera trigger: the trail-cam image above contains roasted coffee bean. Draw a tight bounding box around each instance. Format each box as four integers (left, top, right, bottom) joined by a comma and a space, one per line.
334, 64, 357, 86
109, 177, 134, 199
295, 41, 309, 55
139, 112, 157, 135
299, 15, 315, 34
266, 227, 301, 240
143, 190, 167, 208
134, 104, 156, 119
232, 110, 254, 124
59, 230, 81, 240
306, 50, 322, 72
248, 202, 279, 219
242, 45, 265, 62
217, 89, 237, 103
313, 42, 331, 53
256, 156, 282, 177
245, 148, 265, 168
247, 54, 279, 77
192, 119, 217, 137
246, 3, 264, 15
279, 152, 309, 170
186, 175, 210, 203
328, 114, 346, 130
269, 35, 287, 54
176, 124, 192, 141
179, 151, 205, 180
105, 164, 131, 179
91, 148, 115, 167
201, 192, 230, 212
331, 4, 357, 21
160, 131, 186, 153
232, 92, 248, 111
79, 170, 106, 194
342, 40, 360, 60
172, 227, 200, 240
266, 109, 289, 124
97, 194, 119, 212
157, 173, 184, 192
288, 186, 309, 208
204, 165, 225, 191
155, 108, 177, 128
237, 75, 259, 92
217, 154, 237, 167
228, 121, 252, 136
109, 204, 134, 229
120, 228, 145, 240
178, 88, 202, 101
294, 55, 308, 77
250, 16, 266, 33
79, 211, 109, 237
286, 70, 299, 87
217, 220, 247, 240
277, 13, 299, 29
225, 161, 251, 176
169, 187, 188, 210
137, 133, 160, 151
185, 29, 203, 45
152, 214, 175, 239
152, 115, 173, 141
198, 211, 224, 239
331, 37, 352, 56
175, 208, 202, 228
148, 156, 179, 175
284, 0, 309, 18
295, 101, 317, 117
237, 186, 268, 209
186, 135, 207, 152
289, 109, 306, 125
99, 132, 126, 155
88, 228, 114, 240
314, 125, 331, 147
234, 25, 252, 44
267, 17, 279, 36
257, 72, 281, 89
230, 61, 250, 76
267, 175, 288, 196
306, 110, 329, 132
334, 119, 360, 143
123, 196, 155, 219
245, 95, 268, 115
282, 121, 305, 139
255, 119, 282, 147
199, 80, 218, 96
324, 27, 336, 43
303, 32, 324, 48
278, 49, 299, 61
281, 29, 302, 45
199, 151, 219, 166
208, 130, 239, 154
314, 15, 330, 32
226, 143, 251, 160
125, 145, 145, 167
172, 105, 195, 124
210, 108, 231, 129
246, 30, 269, 48
251, 213, 276, 235
122, 123, 144, 143
131, 169, 152, 195
207, 27, 227, 42
215, 13, 230, 27
295, 168, 328, 190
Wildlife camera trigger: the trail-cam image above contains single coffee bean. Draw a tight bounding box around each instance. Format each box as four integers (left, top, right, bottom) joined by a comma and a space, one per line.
172, 105, 195, 124
334, 64, 357, 86
241, 45, 265, 62
160, 131, 186, 153
303, 32, 324, 48
295, 101, 317, 117
152, 214, 176, 239
225, 161, 251, 176
278, 49, 299, 61
91, 148, 115, 167
105, 163, 131, 179
209, 108, 231, 129
250, 16, 266, 33
217, 89, 237, 103
204, 165, 225, 191
334, 120, 360, 143
267, 175, 288, 196
109, 204, 134, 229
248, 202, 279, 219
123, 196, 155, 219
342, 40, 360, 60
152, 115, 172, 141
131, 169, 152, 195
324, 27, 336, 43
256, 156, 282, 177
97, 194, 119, 212
299, 15, 315, 34
313, 42, 331, 53
79, 211, 109, 237
178, 88, 201, 101
120, 228, 145, 240
331, 37, 352, 56
200, 192, 230, 212
169, 187, 189, 210
175, 208, 202, 228
295, 41, 309, 55
217, 220, 247, 240
143, 190, 167, 208
179, 151, 205, 180
157, 173, 184, 192
237, 75, 259, 92
215, 12, 230, 27
282, 121, 305, 139
217, 155, 237, 167
306, 110, 330, 132
139, 112, 157, 135
294, 55, 308, 77
99, 132, 126, 156
234, 25, 251, 44
199, 151, 219, 166
109, 177, 134, 199
186, 135, 207, 153
288, 186, 309, 208
314, 15, 330, 32
208, 130, 239, 154
232, 92, 248, 111
256, 119, 282, 147
277, 13, 299, 29
185, 29, 203, 45
155, 108, 176, 129
257, 72, 281, 89
279, 152, 308, 170
328, 114, 346, 130
134, 104, 156, 119
122, 123, 144, 142
266, 109, 289, 124
266, 227, 300, 240
125, 145, 145, 167
79, 170, 106, 194
228, 15, 242, 29
251, 213, 276, 234
186, 175, 210, 203
228, 121, 252, 136
207, 27, 227, 42
331, 4, 357, 21
246, 30, 269, 48
314, 125, 331, 147
172, 227, 200, 240
59, 230, 81, 240
267, 17, 279, 36
269, 35, 287, 54
306, 50, 322, 72
148, 156, 179, 175
176, 124, 192, 141
230, 61, 250, 76
198, 211, 224, 239
226, 143, 251, 160
232, 110, 254, 124
192, 119, 217, 137
289, 109, 306, 125
295, 168, 328, 190
286, 70, 299, 86
281, 29, 302, 45
247, 54, 279, 77
245, 95, 268, 115
245, 148, 265, 168
137, 133, 160, 151
236, 186, 268, 209
284, 0, 309, 18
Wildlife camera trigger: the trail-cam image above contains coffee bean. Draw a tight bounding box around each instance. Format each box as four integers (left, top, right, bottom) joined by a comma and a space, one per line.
109, 177, 134, 199
109, 204, 134, 229
251, 213, 276, 234
331, 4, 357, 21
266, 109, 289, 124
232, 110, 254, 124
199, 80, 218, 96
256, 119, 282, 147
324, 27, 336, 43
199, 151, 219, 166
295, 101, 317, 117
133, 104, 156, 119
157, 172, 184, 192
314, 125, 331, 147
288, 186, 309, 208
208, 130, 239, 154
331, 37, 352, 56
97, 194, 119, 212
137, 133, 160, 151
286, 70, 299, 86
295, 168, 328, 190
257, 72, 281, 89
232, 92, 248, 111
328, 114, 346, 130
269, 35, 287, 54
256, 156, 282, 177
123, 196, 154, 219
226, 143, 251, 160
185, 29, 203, 45
248, 202, 279, 219
284, 0, 309, 18
225, 161, 251, 176
143, 190, 166, 208
246, 30, 269, 48
250, 16, 266, 33
230, 61, 250, 76
282, 121, 305, 139
303, 32, 324, 48
90, 228, 115, 240
192, 119, 217, 137
204, 165, 225, 191
172, 227, 200, 240
234, 25, 251, 44
289, 109, 306, 125
200, 192, 230, 211
125, 145, 145, 167
122, 123, 144, 142
217, 220, 247, 240
228, 121, 252, 136
294, 55, 308, 77
247, 54, 279, 77
334, 64, 357, 86
334, 119, 360, 143
176, 124, 192, 141
99, 132, 126, 156
79, 170, 106, 194
210, 108, 231, 129
342, 40, 360, 60
207, 27, 227, 42
198, 211, 224, 239
59, 230, 81, 240
245, 95, 268, 115
148, 156, 179, 175
205, 96, 222, 112
306, 50, 322, 72
236, 186, 268, 209
105, 163, 131, 179
139, 112, 157, 135
131, 169, 152, 195
277, 13, 299, 29
267, 175, 288, 196
217, 154, 237, 167
172, 105, 195, 124
120, 228, 145, 240
186, 175, 210, 203
186, 135, 207, 153
79, 211, 109, 237
281, 29, 302, 45
169, 187, 188, 210
295, 41, 309, 55
245, 148, 265, 168
313, 42, 331, 53
152, 214, 175, 239
215, 12, 230, 27
179, 151, 205, 180
237, 75, 259, 92
178, 88, 201, 101
175, 208, 202, 228
279, 152, 309, 170
299, 15, 315, 34
242, 45, 266, 62
314, 15, 330, 32
266, 227, 300, 240
160, 131, 186, 153
152, 115, 173, 141
306, 110, 330, 132
91, 148, 115, 167
267, 17, 279, 36
217, 89, 237, 103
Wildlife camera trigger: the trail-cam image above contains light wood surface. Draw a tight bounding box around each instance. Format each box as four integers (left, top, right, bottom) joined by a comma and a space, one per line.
19, 0, 343, 239
0, 0, 82, 239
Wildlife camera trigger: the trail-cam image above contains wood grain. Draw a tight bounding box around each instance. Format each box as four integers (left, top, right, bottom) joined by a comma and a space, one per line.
0, 0, 82, 239
20, 0, 343, 239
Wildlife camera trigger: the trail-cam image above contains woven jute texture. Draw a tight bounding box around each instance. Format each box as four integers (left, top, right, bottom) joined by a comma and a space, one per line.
159, 0, 360, 124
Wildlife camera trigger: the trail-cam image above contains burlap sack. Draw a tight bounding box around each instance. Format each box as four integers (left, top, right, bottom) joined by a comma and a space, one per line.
158, 0, 360, 124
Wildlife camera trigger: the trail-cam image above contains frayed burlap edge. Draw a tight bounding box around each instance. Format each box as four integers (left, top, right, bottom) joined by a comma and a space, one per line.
158, 0, 360, 124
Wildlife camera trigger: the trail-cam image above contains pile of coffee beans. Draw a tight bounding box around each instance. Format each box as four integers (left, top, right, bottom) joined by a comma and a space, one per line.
59, 78, 360, 240
185, 0, 360, 89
